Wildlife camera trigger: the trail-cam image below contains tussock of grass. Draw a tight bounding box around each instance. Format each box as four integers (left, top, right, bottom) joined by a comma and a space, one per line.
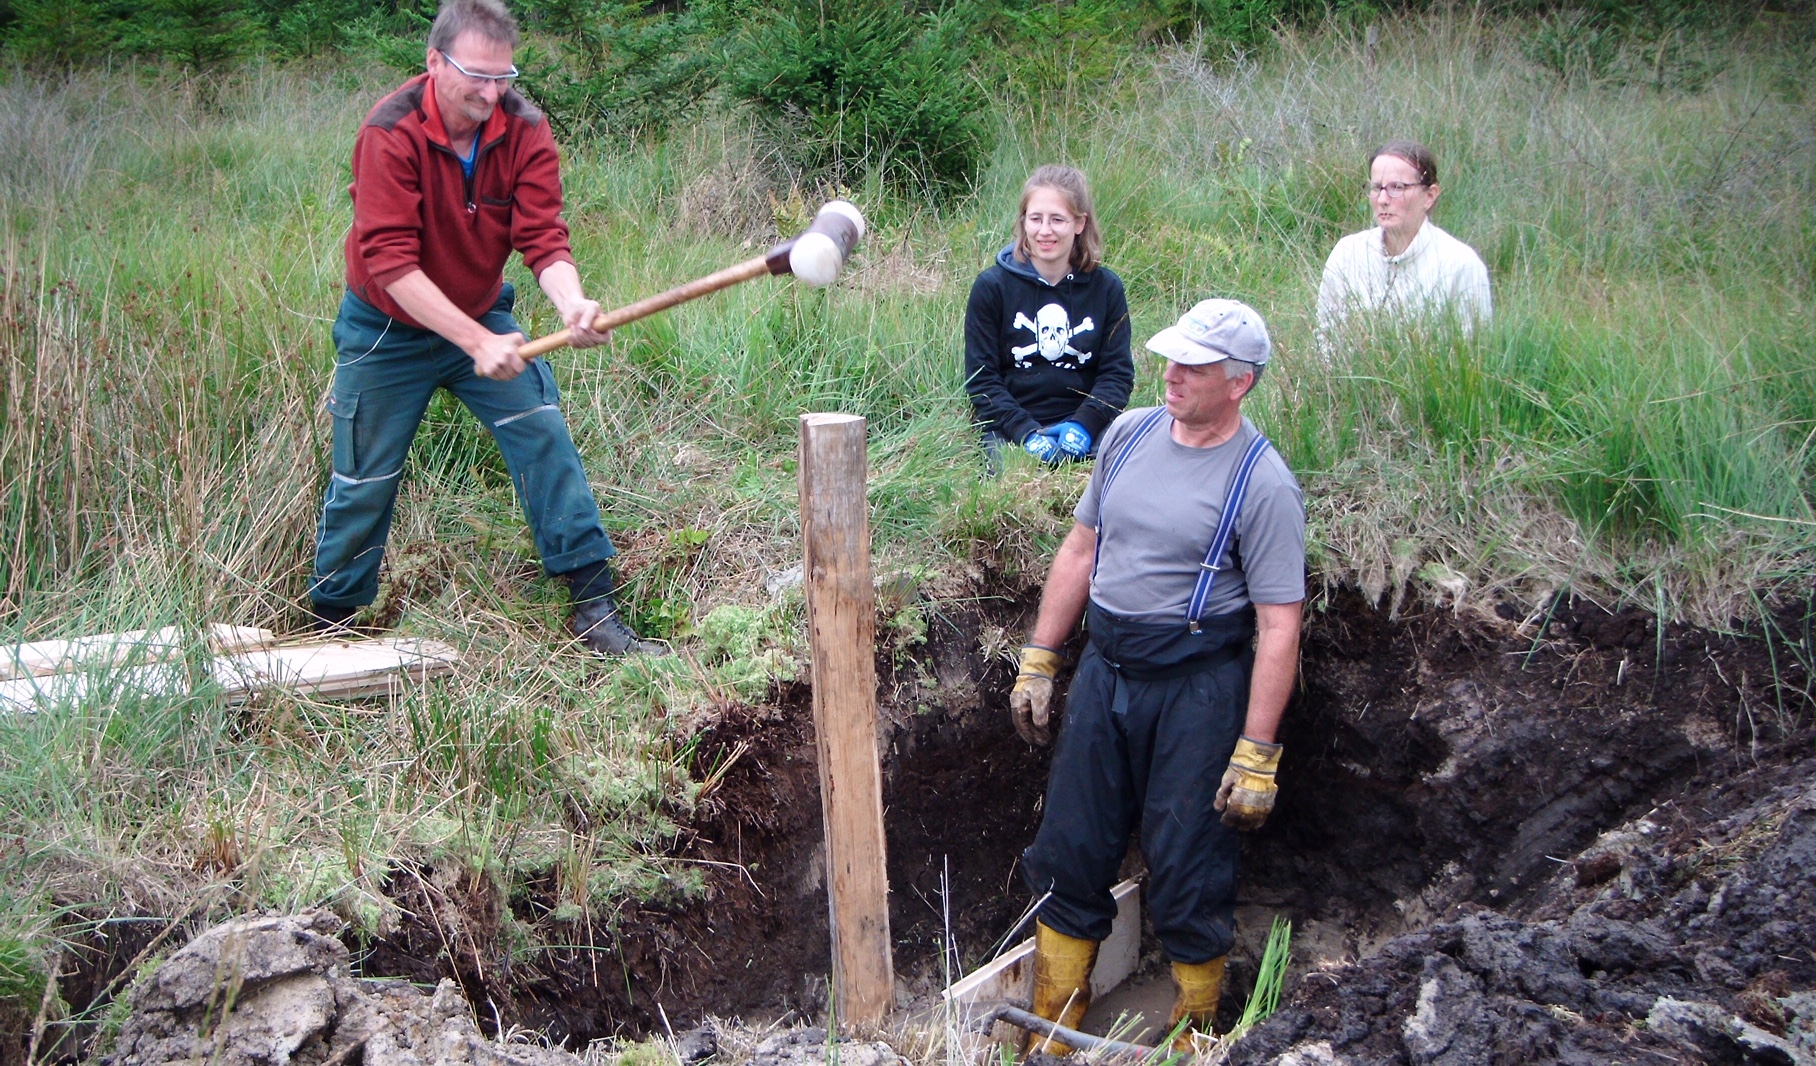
0, 8, 1809, 1025
1231, 917, 1292, 1038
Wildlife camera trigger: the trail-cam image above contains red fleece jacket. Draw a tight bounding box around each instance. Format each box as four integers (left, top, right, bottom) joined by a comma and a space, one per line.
343, 73, 575, 329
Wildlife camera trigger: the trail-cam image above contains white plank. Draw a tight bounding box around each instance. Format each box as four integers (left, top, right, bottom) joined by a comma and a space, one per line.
944, 937, 1034, 1010
208, 626, 278, 653
0, 662, 189, 712
942, 878, 1142, 1045
0, 624, 276, 680
212, 639, 460, 700
0, 637, 457, 713
1092, 877, 1144, 998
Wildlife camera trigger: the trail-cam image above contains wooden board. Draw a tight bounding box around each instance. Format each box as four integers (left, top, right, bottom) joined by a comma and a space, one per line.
1091, 877, 1145, 998
942, 880, 1142, 1043
0, 624, 276, 680
0, 662, 189, 713
212, 639, 461, 700
0, 637, 458, 713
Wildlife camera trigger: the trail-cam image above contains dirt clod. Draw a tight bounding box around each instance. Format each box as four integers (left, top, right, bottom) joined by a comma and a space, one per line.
673, 1027, 716, 1065
745, 1029, 901, 1066
103, 912, 587, 1066
1647, 997, 1807, 1065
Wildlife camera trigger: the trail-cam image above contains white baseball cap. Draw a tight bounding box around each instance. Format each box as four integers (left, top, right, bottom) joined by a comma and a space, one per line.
1145, 298, 1272, 366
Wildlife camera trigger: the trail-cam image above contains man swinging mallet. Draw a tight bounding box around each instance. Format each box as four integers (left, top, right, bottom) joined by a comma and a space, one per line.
307, 0, 660, 655
1010, 299, 1306, 1052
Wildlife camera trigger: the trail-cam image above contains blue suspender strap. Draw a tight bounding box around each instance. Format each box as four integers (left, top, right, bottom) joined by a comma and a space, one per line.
1097, 408, 1167, 499
1090, 408, 1168, 583
1185, 433, 1273, 631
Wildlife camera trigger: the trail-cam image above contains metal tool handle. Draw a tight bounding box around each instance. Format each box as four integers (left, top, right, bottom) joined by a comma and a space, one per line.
974, 1003, 1164, 1058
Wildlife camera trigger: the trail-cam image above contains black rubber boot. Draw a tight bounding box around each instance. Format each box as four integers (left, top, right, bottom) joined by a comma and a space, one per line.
564, 562, 667, 657
568, 598, 667, 656
309, 601, 363, 635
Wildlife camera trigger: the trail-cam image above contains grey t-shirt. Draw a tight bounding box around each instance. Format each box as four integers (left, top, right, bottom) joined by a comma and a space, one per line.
1075, 409, 1306, 622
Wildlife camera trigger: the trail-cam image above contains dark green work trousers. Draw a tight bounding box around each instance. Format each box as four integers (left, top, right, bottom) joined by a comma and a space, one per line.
308, 286, 615, 610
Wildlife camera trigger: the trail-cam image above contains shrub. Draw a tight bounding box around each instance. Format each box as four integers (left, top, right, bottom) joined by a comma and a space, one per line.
513, 0, 722, 140
341, 5, 434, 76
969, 0, 1150, 100
727, 0, 992, 192
969, 0, 1386, 108
3, 0, 424, 69
122, 0, 265, 75
1, 0, 121, 70
1150, 0, 1385, 48
250, 0, 381, 59
1516, 0, 1761, 91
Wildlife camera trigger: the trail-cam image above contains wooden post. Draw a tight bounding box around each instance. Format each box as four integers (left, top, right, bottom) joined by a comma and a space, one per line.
797, 413, 893, 1026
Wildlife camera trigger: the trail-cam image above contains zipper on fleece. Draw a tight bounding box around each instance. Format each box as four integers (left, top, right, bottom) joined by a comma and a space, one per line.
432, 133, 504, 215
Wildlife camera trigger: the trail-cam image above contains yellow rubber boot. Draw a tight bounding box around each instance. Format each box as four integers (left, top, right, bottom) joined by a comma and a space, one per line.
1026, 921, 1099, 1056
1167, 956, 1226, 1053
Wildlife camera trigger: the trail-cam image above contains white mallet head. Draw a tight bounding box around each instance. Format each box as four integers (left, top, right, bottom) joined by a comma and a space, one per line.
788, 200, 866, 287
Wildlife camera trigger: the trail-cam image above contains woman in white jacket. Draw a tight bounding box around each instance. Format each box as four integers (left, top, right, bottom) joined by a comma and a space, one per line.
1317, 140, 1491, 352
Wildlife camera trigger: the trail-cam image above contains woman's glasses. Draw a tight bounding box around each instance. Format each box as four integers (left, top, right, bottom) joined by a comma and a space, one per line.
1365, 181, 1427, 200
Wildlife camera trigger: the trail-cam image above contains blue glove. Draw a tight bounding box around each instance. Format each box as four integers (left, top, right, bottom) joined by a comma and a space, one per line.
1049, 421, 1093, 459
1022, 431, 1063, 465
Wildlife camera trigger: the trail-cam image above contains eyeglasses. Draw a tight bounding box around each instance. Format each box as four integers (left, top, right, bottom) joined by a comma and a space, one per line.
437, 49, 520, 86
1024, 212, 1078, 229
1365, 181, 1427, 200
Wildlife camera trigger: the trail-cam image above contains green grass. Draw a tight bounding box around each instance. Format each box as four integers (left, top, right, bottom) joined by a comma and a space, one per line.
0, 7, 1809, 1030
1232, 916, 1292, 1038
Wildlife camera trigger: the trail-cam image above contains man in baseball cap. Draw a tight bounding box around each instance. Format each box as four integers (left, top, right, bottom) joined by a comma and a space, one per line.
1005, 297, 1306, 1052
1144, 296, 1275, 367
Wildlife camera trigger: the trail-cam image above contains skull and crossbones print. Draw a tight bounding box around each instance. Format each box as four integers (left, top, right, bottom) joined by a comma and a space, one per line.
1012, 303, 1096, 369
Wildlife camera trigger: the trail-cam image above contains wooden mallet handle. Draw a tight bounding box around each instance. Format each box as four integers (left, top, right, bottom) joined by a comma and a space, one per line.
516, 200, 865, 361
517, 243, 792, 360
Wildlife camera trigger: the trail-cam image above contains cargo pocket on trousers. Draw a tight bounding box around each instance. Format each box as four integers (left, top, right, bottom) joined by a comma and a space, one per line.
326, 390, 360, 475
531, 357, 561, 406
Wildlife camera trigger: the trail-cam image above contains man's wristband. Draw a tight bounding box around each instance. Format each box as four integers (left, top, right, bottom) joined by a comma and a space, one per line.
1230, 736, 1283, 774
1018, 644, 1064, 679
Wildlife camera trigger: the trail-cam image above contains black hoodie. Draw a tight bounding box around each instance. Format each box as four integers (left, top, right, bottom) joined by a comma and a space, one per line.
964, 245, 1134, 444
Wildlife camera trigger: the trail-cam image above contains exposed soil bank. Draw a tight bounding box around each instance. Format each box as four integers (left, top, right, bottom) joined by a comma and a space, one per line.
34, 592, 1814, 1065
1228, 770, 1813, 1064
1227, 593, 1814, 1063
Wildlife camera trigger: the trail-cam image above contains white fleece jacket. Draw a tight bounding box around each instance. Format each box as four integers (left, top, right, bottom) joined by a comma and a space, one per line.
1317, 219, 1492, 346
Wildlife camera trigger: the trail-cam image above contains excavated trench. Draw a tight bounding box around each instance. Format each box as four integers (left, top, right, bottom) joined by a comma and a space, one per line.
385, 590, 1811, 1058
37, 591, 1815, 1065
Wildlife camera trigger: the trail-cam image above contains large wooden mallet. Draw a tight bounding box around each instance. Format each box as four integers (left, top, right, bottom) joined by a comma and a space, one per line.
517, 200, 866, 360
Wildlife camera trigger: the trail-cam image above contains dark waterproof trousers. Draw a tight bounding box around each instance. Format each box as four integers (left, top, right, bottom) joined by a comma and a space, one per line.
308, 287, 616, 610
1022, 602, 1255, 963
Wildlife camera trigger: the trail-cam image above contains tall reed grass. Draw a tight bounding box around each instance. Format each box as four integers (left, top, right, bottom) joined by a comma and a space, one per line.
0, 9, 1808, 1019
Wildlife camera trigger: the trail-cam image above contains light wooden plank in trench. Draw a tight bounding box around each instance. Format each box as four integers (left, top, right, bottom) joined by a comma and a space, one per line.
941, 879, 1142, 1044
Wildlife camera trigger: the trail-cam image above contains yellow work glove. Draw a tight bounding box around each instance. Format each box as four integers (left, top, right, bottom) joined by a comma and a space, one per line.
1215, 736, 1283, 830
1010, 645, 1064, 745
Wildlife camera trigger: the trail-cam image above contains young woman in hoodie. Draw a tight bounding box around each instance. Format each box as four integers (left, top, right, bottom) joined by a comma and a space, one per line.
965, 165, 1133, 467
